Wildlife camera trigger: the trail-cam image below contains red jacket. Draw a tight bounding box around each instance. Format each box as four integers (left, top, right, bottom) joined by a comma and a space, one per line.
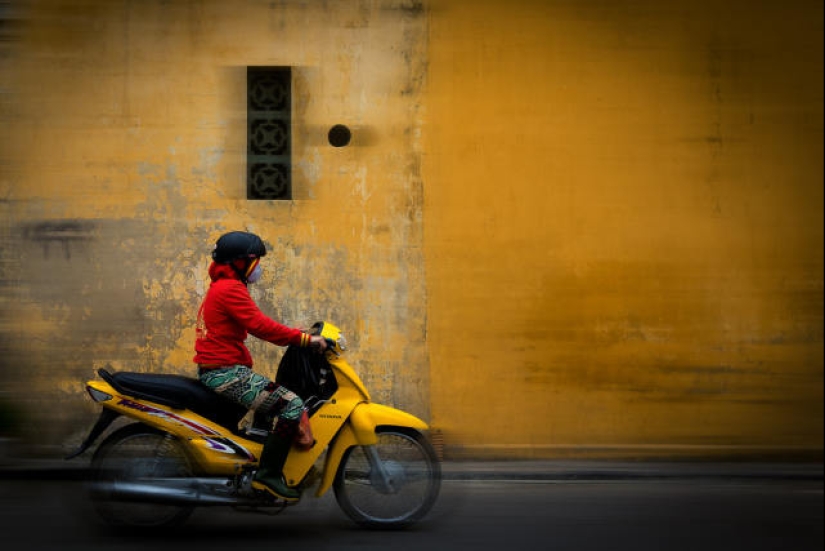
193, 262, 309, 368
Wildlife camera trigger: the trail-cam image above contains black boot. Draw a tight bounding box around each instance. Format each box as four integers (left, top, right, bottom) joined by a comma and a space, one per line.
252, 432, 300, 501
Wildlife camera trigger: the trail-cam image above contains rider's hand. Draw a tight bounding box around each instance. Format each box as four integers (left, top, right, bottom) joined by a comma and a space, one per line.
309, 335, 328, 353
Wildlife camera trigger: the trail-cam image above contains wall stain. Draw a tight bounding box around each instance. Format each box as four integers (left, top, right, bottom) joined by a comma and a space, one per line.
22, 220, 95, 260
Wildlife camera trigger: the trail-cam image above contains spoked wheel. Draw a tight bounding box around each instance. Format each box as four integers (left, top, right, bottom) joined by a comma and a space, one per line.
90, 423, 195, 529
333, 427, 441, 529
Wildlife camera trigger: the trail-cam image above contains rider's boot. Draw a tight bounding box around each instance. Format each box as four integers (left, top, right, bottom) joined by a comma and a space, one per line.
295, 408, 315, 451
252, 420, 300, 501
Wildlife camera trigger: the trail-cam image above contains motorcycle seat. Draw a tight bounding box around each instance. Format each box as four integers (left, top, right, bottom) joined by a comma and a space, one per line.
99, 369, 250, 436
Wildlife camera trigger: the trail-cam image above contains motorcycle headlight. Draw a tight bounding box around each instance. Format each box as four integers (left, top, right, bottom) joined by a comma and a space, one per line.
337, 333, 347, 352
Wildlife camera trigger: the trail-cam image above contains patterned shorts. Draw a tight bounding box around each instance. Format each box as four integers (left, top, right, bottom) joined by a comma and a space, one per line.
199, 365, 304, 424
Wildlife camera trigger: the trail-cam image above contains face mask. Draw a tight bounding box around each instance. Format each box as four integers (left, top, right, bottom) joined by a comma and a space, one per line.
247, 262, 263, 284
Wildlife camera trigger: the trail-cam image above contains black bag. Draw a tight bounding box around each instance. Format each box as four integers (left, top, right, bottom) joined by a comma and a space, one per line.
275, 345, 338, 408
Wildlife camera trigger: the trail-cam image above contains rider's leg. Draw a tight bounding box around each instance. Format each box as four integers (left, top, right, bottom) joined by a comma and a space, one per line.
252, 387, 304, 500
200, 367, 305, 500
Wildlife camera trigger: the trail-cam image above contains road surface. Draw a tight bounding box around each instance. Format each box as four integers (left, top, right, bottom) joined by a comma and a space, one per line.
0, 477, 821, 550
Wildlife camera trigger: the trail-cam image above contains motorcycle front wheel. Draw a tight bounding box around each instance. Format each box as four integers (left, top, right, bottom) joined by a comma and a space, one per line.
333, 427, 441, 529
89, 423, 195, 529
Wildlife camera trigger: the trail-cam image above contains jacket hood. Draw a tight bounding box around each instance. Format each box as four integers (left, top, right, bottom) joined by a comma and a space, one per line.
208, 261, 243, 283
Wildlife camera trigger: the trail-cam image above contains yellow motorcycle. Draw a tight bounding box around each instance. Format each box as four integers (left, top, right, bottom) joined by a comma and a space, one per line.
67, 322, 441, 529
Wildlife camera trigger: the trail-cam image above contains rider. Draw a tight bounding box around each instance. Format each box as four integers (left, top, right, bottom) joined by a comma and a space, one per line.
194, 230, 326, 501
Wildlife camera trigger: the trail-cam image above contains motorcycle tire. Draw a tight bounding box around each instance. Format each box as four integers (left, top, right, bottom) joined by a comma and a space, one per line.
333, 427, 441, 529
89, 423, 195, 529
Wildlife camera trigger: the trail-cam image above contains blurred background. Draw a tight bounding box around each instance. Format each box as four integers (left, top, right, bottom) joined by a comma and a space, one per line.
0, 0, 822, 463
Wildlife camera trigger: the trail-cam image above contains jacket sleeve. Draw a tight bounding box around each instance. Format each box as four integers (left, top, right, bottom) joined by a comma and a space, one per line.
222, 281, 310, 347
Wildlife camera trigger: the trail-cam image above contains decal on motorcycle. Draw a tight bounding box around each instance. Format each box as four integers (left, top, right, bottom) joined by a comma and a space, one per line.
203, 438, 235, 454
203, 437, 255, 461
117, 398, 220, 436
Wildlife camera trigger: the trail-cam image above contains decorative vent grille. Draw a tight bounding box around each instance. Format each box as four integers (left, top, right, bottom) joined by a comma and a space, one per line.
247, 67, 291, 200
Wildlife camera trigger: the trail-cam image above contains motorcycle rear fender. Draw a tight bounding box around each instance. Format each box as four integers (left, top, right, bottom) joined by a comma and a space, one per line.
315, 402, 429, 497
65, 407, 120, 460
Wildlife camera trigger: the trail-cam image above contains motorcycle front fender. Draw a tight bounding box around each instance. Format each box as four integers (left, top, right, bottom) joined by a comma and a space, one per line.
348, 402, 429, 443
315, 402, 429, 497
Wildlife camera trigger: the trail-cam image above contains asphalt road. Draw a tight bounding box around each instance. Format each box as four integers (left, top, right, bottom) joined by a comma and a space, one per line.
0, 477, 821, 551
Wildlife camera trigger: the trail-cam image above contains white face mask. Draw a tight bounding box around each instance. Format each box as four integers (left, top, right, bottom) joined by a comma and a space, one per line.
247, 263, 263, 284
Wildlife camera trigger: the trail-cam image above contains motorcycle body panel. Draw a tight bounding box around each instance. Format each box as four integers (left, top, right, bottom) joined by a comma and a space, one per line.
281, 385, 365, 486
86, 380, 262, 474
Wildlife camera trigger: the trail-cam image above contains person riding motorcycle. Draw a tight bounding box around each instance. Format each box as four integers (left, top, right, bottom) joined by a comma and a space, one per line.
193, 231, 327, 500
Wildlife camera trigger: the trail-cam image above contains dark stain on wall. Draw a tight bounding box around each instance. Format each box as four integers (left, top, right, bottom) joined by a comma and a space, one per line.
22, 220, 95, 260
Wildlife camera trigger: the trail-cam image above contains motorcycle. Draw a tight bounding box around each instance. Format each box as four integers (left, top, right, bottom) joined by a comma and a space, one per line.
66, 321, 441, 529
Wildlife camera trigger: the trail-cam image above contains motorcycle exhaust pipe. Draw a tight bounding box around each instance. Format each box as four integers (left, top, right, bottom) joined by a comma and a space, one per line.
90, 478, 258, 507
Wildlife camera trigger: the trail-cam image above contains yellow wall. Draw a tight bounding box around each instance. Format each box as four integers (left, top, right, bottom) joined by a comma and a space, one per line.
424, 0, 823, 458
0, 0, 822, 460
0, 0, 430, 448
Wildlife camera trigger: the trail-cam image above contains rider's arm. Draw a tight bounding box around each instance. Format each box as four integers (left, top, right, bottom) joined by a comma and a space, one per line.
222, 281, 312, 347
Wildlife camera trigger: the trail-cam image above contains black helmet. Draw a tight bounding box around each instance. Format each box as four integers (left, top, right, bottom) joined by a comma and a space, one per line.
212, 231, 267, 264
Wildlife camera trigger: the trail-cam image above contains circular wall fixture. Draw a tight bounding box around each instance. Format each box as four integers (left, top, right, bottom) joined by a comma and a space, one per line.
328, 124, 352, 147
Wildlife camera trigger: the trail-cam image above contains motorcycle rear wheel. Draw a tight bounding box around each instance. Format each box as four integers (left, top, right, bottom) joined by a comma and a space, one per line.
333, 427, 441, 529
90, 423, 195, 529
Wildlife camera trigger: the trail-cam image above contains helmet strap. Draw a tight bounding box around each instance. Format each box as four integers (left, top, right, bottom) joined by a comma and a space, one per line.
245, 257, 261, 278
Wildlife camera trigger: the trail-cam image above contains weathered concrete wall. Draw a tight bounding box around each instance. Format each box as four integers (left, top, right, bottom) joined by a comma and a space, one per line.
423, 0, 823, 458
0, 0, 822, 460
0, 0, 429, 452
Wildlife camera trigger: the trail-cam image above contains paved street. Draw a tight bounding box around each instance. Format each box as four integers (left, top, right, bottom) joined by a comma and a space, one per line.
0, 474, 821, 551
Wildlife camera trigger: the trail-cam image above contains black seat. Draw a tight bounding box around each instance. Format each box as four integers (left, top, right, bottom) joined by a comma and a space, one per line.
99, 369, 254, 438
